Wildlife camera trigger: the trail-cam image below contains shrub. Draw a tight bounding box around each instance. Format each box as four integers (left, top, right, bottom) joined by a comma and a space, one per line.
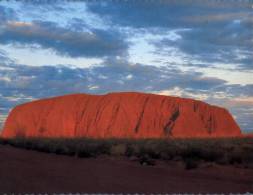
110, 144, 126, 156
125, 144, 135, 157
139, 154, 156, 166
228, 151, 243, 165
181, 147, 202, 160
77, 148, 95, 158
77, 143, 97, 158
198, 148, 223, 162
137, 141, 160, 159
184, 158, 199, 170
0, 138, 8, 145
96, 141, 111, 155
1, 137, 252, 168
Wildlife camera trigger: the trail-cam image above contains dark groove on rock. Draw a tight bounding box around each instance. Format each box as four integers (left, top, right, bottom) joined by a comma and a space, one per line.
164, 107, 180, 136
134, 97, 149, 133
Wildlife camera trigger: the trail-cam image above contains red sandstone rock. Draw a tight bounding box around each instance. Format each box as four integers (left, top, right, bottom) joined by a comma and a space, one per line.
1, 92, 241, 138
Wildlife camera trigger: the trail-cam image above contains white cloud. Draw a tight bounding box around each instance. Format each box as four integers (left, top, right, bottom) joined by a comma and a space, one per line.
0, 66, 15, 71
98, 74, 108, 79
153, 87, 209, 101
0, 114, 8, 129
0, 1, 110, 30
201, 67, 253, 85
0, 76, 11, 82
155, 87, 184, 97
88, 85, 99, 90
125, 74, 133, 80
4, 94, 36, 102
127, 28, 191, 67
0, 44, 103, 68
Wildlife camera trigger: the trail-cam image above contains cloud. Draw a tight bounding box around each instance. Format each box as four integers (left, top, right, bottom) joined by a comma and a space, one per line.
212, 84, 253, 97
87, 1, 252, 71
1, 1, 110, 29
0, 5, 17, 23
183, 11, 253, 25
0, 20, 128, 58
0, 54, 235, 130
87, 1, 252, 28
1, 1, 251, 71
0, 114, 8, 129
206, 97, 253, 132
0, 59, 252, 132
156, 87, 209, 101
0, 50, 15, 65
0, 56, 227, 105
152, 18, 253, 70
0, 1, 252, 133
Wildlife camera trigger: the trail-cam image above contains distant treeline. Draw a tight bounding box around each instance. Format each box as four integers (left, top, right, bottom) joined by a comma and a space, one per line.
0, 137, 252, 169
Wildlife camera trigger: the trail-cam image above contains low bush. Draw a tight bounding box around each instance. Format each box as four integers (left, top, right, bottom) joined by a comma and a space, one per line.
139, 154, 156, 166
0, 137, 252, 168
184, 158, 199, 170
110, 144, 126, 156
0, 138, 8, 145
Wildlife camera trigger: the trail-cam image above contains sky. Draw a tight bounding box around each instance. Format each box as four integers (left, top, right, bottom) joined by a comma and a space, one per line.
0, 0, 252, 133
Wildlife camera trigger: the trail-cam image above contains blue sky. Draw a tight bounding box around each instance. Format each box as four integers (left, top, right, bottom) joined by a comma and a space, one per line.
0, 1, 252, 133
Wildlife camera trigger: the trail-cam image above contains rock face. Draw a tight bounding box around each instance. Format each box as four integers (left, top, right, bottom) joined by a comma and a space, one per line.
1, 92, 241, 138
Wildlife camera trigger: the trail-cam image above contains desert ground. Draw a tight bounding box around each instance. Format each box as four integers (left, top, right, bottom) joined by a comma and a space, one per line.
0, 143, 252, 193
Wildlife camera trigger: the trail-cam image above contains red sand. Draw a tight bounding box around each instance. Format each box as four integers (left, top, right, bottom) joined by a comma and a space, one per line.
0, 145, 252, 193
2, 92, 241, 138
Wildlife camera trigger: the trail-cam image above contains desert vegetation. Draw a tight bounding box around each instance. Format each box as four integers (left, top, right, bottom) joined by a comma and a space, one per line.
0, 137, 252, 169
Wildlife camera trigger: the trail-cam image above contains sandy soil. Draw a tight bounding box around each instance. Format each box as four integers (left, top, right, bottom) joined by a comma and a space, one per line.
0, 145, 252, 193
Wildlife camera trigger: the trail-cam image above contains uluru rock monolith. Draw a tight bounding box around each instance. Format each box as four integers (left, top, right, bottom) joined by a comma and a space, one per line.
1, 92, 241, 138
